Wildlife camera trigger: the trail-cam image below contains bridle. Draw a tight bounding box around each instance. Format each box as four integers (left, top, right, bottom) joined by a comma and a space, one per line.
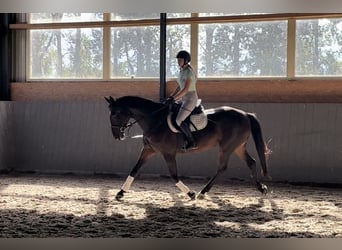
111, 120, 138, 139
110, 103, 169, 139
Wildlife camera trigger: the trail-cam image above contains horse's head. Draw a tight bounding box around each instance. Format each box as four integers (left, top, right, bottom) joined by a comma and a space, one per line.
105, 96, 132, 141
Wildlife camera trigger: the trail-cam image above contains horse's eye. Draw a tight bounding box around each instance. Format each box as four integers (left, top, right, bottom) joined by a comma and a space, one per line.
110, 110, 121, 117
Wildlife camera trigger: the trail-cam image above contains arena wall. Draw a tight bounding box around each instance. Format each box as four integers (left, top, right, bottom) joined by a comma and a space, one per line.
1, 98, 341, 184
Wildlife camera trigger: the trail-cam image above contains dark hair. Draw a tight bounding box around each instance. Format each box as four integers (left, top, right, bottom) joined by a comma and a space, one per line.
176, 50, 191, 62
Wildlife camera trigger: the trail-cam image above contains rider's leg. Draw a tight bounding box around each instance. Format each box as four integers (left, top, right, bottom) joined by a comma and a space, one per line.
175, 92, 198, 150
176, 108, 197, 150
178, 119, 197, 150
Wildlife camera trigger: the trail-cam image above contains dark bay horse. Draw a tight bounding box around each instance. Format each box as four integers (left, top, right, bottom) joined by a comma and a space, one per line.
105, 96, 271, 200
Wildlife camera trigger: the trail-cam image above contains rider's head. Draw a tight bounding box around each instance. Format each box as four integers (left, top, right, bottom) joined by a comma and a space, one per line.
176, 50, 191, 68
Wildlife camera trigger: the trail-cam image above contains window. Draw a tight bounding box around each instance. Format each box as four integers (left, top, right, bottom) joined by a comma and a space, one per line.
110, 13, 159, 21
27, 13, 192, 80
29, 13, 103, 23
29, 13, 104, 79
296, 18, 342, 76
198, 21, 287, 77
110, 26, 160, 78
22, 13, 342, 80
30, 28, 103, 79
166, 24, 191, 78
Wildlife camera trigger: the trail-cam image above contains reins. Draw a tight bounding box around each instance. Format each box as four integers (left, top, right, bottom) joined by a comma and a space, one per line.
111, 120, 138, 135
115, 104, 169, 138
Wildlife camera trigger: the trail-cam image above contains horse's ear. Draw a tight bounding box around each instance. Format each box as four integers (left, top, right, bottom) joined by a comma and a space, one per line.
104, 96, 116, 103
104, 96, 111, 103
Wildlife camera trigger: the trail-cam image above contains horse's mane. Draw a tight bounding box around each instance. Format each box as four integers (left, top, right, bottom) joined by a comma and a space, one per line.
116, 96, 165, 111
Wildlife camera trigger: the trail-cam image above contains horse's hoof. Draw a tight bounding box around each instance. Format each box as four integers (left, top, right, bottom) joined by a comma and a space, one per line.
115, 190, 126, 201
187, 191, 196, 200
197, 193, 205, 200
258, 183, 268, 195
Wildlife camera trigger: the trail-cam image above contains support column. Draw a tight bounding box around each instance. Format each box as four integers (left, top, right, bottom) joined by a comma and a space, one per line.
0, 14, 12, 100
159, 13, 167, 102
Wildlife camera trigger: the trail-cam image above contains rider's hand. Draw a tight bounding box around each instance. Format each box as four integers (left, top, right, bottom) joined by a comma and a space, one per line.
163, 96, 174, 106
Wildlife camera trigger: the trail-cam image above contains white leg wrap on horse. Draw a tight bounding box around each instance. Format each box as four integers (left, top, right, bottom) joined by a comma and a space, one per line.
121, 176, 134, 191
176, 181, 190, 193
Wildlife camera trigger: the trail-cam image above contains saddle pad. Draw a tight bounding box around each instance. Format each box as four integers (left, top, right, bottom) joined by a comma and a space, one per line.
167, 112, 208, 133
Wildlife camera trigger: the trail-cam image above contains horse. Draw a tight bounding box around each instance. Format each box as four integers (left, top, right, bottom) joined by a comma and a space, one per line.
105, 95, 271, 201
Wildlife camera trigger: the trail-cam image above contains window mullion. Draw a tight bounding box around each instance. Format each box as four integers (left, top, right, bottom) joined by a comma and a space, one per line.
103, 13, 111, 80
191, 13, 199, 75
287, 18, 296, 78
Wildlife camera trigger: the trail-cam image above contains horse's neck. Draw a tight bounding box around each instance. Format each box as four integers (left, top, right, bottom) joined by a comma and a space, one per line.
126, 99, 153, 117
125, 99, 164, 131
122, 97, 156, 111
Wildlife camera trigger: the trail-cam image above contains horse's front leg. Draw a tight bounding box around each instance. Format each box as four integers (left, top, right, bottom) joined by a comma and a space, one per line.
197, 149, 230, 199
163, 153, 196, 200
116, 146, 156, 201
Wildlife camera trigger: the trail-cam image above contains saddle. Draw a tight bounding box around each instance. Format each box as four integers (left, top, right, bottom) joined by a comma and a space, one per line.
167, 100, 208, 133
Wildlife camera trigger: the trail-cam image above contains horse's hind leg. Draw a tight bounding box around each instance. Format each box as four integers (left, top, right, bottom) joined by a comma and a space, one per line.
234, 143, 257, 180
115, 145, 156, 201
163, 153, 196, 200
234, 143, 267, 194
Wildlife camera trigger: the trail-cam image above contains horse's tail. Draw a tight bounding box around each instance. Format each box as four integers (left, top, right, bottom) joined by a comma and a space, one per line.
248, 113, 271, 180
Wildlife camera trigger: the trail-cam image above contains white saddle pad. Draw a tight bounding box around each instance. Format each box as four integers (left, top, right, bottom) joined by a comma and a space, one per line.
167, 112, 208, 133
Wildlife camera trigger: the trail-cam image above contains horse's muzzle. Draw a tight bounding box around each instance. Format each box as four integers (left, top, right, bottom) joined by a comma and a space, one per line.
118, 133, 126, 141
111, 127, 126, 141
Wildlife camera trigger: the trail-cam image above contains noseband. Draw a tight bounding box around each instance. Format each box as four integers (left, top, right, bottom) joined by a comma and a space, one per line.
111, 120, 137, 137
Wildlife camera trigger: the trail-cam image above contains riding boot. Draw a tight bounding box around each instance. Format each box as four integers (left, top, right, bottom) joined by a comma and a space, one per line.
179, 122, 197, 150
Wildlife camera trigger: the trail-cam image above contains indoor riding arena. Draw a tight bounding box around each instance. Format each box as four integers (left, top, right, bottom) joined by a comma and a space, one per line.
1, 12, 342, 238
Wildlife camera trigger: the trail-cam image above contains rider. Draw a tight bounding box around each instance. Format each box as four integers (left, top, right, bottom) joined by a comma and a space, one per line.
167, 50, 198, 151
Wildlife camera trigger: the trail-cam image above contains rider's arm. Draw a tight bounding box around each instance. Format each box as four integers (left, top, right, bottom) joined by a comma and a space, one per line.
169, 86, 180, 98
173, 78, 191, 101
